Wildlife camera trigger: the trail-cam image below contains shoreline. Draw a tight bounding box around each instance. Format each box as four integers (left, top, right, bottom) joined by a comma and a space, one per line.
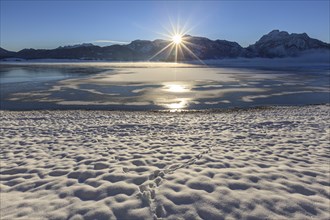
1, 103, 329, 113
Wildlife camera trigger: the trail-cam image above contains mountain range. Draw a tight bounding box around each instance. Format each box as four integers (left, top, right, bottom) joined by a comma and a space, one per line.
0, 30, 329, 61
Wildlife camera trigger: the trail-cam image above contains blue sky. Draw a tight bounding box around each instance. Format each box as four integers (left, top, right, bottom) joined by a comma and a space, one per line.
1, 0, 329, 51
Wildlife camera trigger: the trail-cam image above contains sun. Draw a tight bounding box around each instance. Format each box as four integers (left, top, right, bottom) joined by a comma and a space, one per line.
148, 21, 205, 64
172, 34, 182, 45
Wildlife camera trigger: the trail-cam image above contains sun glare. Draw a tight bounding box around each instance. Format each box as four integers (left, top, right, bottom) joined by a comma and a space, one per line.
148, 20, 205, 64
172, 34, 182, 45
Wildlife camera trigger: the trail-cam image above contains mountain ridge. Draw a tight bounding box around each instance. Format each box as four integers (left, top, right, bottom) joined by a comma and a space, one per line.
1, 30, 329, 61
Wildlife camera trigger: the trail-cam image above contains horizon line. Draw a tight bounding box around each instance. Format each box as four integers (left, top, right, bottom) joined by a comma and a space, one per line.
1, 29, 330, 52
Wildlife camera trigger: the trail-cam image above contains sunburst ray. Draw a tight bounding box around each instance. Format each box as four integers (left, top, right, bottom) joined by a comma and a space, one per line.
180, 43, 206, 65
148, 42, 174, 61
147, 20, 206, 65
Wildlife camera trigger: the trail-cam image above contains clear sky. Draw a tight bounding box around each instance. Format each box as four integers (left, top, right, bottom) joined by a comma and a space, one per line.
1, 0, 329, 51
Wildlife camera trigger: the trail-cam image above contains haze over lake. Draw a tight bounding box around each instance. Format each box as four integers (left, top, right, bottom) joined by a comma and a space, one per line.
1, 61, 329, 110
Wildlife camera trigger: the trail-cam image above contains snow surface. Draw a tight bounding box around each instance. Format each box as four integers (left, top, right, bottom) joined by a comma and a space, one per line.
0, 105, 329, 219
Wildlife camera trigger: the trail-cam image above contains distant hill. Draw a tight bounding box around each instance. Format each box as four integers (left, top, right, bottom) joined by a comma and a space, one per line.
0, 47, 16, 57
245, 30, 330, 58
57, 43, 95, 50
1, 30, 329, 61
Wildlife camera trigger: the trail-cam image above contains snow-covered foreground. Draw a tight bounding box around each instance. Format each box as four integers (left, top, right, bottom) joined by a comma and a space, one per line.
0, 106, 329, 220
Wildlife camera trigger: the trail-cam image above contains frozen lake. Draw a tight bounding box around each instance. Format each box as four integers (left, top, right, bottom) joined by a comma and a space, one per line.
0, 62, 329, 110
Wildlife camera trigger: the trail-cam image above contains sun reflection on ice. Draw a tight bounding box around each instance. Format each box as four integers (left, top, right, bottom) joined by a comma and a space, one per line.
165, 98, 190, 110
161, 83, 192, 111
164, 84, 189, 93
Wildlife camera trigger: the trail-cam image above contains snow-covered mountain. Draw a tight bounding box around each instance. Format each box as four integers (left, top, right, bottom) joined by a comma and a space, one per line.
245, 30, 329, 58
1, 30, 329, 60
57, 43, 95, 49
182, 35, 244, 59
0, 47, 15, 57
